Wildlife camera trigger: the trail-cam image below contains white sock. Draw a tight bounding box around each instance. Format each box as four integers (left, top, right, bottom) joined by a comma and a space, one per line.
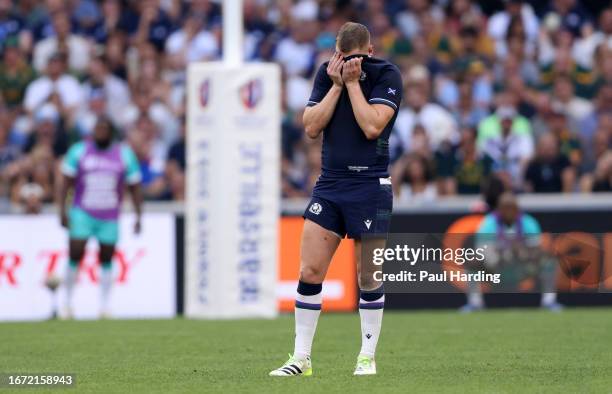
541, 292, 557, 306
359, 293, 384, 358
293, 286, 322, 359
64, 263, 78, 309
100, 266, 113, 312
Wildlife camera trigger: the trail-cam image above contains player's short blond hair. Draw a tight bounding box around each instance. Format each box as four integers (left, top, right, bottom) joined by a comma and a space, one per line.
336, 22, 370, 53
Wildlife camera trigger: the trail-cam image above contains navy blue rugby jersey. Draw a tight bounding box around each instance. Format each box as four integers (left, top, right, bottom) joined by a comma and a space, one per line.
306, 55, 403, 178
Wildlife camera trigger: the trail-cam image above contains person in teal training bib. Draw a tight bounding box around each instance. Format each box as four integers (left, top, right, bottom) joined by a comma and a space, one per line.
59, 117, 143, 319
461, 192, 562, 312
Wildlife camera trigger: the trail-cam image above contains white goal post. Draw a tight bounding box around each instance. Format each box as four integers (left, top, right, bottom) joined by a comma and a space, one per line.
185, 0, 281, 318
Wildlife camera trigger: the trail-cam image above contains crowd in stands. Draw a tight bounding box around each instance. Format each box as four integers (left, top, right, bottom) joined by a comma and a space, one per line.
0, 0, 611, 213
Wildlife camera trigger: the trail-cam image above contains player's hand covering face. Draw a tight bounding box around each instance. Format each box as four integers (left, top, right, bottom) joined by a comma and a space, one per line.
342, 57, 363, 84
327, 52, 345, 87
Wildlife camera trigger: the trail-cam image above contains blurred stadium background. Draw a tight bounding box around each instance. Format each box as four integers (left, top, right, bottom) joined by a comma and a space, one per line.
1, 0, 612, 391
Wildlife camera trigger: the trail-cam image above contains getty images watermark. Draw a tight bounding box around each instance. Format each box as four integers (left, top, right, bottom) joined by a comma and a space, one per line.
371, 244, 501, 285
363, 233, 612, 294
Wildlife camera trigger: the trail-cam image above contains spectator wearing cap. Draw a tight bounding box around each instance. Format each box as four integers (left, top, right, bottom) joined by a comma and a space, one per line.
524, 132, 575, 193
478, 101, 534, 190
32, 11, 91, 74
23, 52, 83, 117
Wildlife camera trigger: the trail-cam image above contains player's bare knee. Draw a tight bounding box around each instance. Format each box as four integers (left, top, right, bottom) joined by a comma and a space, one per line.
358, 272, 381, 291
300, 264, 325, 283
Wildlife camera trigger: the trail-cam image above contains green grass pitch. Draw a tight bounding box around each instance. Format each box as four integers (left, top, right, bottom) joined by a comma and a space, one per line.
1, 308, 611, 393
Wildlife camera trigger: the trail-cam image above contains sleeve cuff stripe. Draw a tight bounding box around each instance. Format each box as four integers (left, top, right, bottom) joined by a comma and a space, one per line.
369, 98, 398, 109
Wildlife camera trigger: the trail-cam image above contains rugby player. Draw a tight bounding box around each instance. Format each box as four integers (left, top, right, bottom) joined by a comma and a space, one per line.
59, 117, 143, 318
270, 22, 402, 377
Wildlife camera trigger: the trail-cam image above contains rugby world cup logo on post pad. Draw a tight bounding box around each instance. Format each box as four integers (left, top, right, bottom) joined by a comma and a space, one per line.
240, 78, 263, 110
199, 78, 210, 108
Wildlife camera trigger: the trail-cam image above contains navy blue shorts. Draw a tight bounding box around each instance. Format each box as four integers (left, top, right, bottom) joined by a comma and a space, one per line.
303, 176, 393, 239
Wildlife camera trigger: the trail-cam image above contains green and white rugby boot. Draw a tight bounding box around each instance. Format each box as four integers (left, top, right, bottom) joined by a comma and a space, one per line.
353, 355, 376, 376
269, 354, 312, 377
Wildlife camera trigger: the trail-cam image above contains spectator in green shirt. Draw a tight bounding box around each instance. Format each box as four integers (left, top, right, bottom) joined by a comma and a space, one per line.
436, 126, 493, 195
0, 40, 36, 111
